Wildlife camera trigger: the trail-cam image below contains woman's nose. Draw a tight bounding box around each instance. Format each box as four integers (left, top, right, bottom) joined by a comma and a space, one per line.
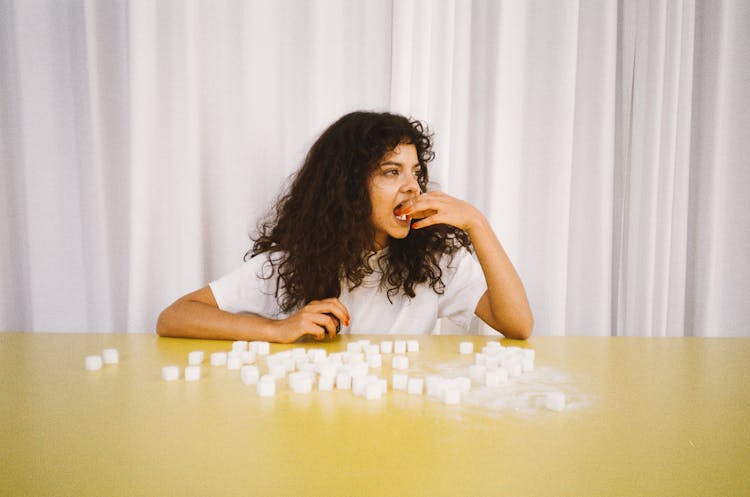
401, 173, 420, 193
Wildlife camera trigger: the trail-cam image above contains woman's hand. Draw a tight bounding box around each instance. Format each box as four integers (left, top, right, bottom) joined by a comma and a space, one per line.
270, 297, 350, 343
397, 190, 534, 339
396, 191, 483, 233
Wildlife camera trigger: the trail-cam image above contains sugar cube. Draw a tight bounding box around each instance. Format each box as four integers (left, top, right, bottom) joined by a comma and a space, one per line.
257, 375, 276, 397
425, 376, 445, 398
352, 376, 374, 396
367, 353, 382, 368
268, 363, 287, 379
365, 345, 380, 356
392, 355, 409, 370
318, 374, 335, 391
210, 352, 227, 366
241, 350, 256, 364
485, 369, 507, 387
507, 360, 522, 378
184, 365, 201, 381
453, 376, 472, 394
468, 364, 487, 383
392, 373, 408, 391
308, 348, 327, 363
227, 355, 243, 370
347, 342, 362, 353
102, 348, 119, 364
407, 377, 424, 395
344, 352, 365, 365
459, 342, 474, 354
317, 363, 337, 378
378, 378, 388, 395
335, 373, 352, 390
365, 381, 383, 400
241, 365, 260, 385
443, 386, 461, 405
188, 351, 205, 365
290, 375, 313, 394
161, 365, 180, 381
85, 355, 103, 371
484, 341, 502, 352
350, 362, 369, 378
250, 341, 270, 355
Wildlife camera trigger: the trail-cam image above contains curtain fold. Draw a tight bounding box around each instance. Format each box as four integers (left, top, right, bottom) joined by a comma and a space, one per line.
616, 0, 696, 336
1, 0, 748, 336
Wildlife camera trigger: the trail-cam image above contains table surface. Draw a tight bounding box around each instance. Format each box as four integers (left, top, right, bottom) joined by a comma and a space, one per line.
1, 333, 749, 497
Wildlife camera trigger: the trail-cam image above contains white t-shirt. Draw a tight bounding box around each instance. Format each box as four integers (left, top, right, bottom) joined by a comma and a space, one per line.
209, 247, 487, 335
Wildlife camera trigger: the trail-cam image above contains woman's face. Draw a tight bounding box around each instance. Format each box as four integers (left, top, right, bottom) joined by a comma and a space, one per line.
367, 143, 422, 250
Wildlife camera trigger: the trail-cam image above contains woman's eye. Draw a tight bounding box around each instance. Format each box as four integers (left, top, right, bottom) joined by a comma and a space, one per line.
384, 169, 399, 176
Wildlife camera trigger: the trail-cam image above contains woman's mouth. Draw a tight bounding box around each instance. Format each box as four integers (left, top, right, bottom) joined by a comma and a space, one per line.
393, 203, 410, 222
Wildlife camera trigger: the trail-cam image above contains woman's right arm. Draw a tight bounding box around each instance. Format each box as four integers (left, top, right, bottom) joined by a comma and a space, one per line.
156, 286, 349, 343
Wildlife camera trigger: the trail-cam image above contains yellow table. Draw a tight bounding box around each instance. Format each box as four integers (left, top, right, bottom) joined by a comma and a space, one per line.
1, 333, 749, 497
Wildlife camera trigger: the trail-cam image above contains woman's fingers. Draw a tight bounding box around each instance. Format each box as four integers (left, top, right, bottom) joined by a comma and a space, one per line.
409, 208, 438, 220
402, 193, 446, 217
403, 191, 479, 232
288, 298, 350, 340
404, 194, 448, 228
307, 298, 350, 327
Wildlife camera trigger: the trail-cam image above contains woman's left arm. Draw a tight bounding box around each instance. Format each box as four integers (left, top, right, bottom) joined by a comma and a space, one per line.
401, 192, 534, 339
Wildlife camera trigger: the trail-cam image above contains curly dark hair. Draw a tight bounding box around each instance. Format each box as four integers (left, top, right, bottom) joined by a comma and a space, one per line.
248, 111, 472, 313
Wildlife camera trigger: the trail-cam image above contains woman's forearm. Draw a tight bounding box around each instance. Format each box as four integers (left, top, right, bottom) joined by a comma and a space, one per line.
156, 289, 277, 342
467, 215, 534, 339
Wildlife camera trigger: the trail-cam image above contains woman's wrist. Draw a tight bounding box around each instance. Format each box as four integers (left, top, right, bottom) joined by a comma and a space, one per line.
463, 209, 490, 238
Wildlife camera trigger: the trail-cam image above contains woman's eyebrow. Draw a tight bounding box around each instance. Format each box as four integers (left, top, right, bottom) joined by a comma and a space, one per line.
379, 161, 421, 168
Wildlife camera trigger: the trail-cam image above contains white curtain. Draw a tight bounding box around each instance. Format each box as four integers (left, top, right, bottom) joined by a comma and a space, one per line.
1, 0, 748, 337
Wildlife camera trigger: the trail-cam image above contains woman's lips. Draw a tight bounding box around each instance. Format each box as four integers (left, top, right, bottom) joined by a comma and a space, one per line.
394, 198, 415, 217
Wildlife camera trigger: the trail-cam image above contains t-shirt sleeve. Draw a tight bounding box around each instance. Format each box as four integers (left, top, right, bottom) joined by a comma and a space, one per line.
437, 248, 487, 330
208, 253, 285, 319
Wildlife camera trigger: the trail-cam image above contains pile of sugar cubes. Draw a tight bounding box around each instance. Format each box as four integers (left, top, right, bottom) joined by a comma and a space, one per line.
85, 339, 564, 411
156, 339, 421, 401
150, 339, 564, 411
459, 341, 564, 411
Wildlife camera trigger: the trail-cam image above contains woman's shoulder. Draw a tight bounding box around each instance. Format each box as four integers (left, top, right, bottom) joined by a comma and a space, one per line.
245, 248, 287, 265
223, 249, 288, 281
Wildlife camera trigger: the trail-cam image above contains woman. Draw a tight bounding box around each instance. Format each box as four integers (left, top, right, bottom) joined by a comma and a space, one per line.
157, 111, 533, 343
